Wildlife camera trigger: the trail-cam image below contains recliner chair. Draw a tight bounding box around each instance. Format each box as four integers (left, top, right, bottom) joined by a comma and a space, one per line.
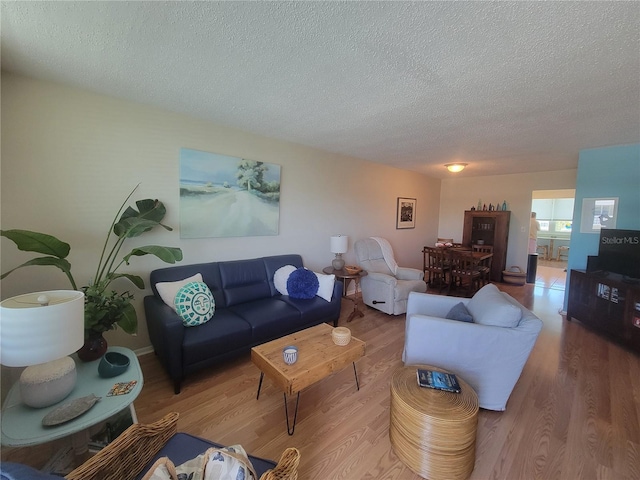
354, 237, 426, 315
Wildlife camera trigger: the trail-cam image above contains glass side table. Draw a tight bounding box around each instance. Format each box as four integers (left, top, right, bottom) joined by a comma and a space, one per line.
1, 346, 143, 453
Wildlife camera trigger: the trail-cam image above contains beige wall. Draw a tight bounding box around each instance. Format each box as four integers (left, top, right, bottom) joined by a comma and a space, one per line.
438, 170, 577, 271
0, 73, 441, 353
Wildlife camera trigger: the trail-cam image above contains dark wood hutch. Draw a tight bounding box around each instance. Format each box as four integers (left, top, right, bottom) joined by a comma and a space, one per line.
462, 210, 510, 282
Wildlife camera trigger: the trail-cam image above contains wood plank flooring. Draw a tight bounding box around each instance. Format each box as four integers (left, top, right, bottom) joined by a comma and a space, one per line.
3, 265, 639, 478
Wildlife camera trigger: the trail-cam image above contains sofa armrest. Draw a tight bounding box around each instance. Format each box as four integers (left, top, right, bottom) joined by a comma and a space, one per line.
143, 296, 186, 392
362, 271, 398, 286
333, 278, 343, 299
406, 291, 468, 318
396, 267, 424, 281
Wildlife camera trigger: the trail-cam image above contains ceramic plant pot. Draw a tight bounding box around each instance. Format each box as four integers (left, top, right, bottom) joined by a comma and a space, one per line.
77, 333, 108, 362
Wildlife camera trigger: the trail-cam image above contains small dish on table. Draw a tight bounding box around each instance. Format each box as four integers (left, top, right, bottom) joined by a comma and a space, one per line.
98, 352, 130, 378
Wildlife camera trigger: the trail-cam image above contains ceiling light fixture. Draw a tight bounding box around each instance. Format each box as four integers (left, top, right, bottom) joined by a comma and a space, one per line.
445, 163, 467, 173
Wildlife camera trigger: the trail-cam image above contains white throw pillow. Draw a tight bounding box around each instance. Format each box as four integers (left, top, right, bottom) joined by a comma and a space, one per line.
156, 273, 203, 311
274, 265, 296, 295
466, 283, 522, 328
314, 272, 336, 302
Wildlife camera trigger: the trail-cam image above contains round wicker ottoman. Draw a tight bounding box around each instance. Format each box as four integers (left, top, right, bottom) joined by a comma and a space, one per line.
389, 365, 479, 480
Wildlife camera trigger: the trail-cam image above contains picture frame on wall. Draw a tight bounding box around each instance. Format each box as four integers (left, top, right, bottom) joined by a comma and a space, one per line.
179, 148, 281, 238
396, 197, 416, 229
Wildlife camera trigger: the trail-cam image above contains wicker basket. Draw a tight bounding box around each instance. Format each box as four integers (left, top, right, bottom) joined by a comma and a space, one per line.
502, 266, 526, 285
332, 327, 352, 346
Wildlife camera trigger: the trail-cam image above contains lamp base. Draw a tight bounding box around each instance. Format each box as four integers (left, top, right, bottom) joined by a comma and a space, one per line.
19, 356, 77, 408
332, 255, 345, 271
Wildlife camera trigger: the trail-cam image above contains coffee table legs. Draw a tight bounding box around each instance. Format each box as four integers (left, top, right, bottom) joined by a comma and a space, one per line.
353, 362, 360, 390
283, 392, 301, 436
257, 362, 360, 435
256, 372, 264, 400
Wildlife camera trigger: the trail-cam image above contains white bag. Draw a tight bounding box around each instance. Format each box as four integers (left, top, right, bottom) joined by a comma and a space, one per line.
142, 444, 258, 480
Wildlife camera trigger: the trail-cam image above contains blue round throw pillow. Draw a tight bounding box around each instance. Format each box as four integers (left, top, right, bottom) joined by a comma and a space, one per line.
174, 281, 215, 326
287, 268, 319, 299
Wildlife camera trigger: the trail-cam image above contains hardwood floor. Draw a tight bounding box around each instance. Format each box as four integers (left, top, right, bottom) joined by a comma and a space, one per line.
3, 265, 640, 478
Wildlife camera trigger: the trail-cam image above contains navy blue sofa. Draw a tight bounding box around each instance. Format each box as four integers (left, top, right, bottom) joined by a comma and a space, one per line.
144, 254, 343, 393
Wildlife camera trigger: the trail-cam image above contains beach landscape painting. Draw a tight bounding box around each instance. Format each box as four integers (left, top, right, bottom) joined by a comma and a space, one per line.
180, 148, 281, 238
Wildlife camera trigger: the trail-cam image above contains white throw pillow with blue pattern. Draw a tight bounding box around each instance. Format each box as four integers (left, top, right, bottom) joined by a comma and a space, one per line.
174, 281, 215, 327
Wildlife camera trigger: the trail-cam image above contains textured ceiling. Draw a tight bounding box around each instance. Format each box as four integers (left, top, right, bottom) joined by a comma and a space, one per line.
2, 1, 639, 179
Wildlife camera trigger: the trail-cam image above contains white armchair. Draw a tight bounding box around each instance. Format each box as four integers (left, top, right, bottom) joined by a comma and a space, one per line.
354, 237, 426, 315
402, 285, 542, 411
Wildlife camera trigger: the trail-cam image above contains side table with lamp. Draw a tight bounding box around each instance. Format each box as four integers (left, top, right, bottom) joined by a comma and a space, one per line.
0, 291, 143, 473
0, 290, 86, 409
322, 265, 368, 322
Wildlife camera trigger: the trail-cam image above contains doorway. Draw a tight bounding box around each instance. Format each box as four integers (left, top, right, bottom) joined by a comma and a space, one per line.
531, 189, 575, 291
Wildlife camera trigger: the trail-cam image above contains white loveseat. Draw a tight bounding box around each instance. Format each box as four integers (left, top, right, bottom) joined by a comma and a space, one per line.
402, 284, 543, 411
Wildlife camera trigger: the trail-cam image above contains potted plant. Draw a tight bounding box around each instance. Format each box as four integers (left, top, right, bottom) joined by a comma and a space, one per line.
1, 185, 183, 360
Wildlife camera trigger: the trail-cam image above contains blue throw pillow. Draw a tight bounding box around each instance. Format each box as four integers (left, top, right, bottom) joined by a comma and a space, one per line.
446, 302, 474, 323
287, 268, 319, 299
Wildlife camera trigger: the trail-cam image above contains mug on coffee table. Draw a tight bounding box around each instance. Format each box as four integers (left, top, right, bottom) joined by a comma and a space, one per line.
283, 346, 298, 365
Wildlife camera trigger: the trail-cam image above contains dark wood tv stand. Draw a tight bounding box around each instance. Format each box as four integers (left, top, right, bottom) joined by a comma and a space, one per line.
567, 269, 640, 354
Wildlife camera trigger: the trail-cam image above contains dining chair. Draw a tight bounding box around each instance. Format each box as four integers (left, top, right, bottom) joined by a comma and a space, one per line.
423, 246, 451, 293
472, 244, 494, 286
556, 245, 570, 261
536, 244, 549, 260
448, 249, 482, 297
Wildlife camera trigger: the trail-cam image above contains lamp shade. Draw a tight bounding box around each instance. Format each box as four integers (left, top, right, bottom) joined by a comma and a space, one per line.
0, 290, 85, 367
330, 235, 349, 254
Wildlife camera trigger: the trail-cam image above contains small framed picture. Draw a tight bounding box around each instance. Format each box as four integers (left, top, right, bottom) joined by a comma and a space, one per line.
396, 197, 416, 229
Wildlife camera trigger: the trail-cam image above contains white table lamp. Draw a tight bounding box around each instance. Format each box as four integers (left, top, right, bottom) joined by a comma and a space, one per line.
0, 290, 85, 408
330, 235, 349, 270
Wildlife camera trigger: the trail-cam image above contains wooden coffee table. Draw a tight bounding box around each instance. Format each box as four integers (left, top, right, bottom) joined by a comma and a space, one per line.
251, 323, 365, 435
389, 365, 479, 480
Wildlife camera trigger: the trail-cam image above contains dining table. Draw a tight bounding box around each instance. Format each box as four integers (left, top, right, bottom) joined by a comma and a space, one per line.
441, 246, 494, 296
439, 245, 494, 261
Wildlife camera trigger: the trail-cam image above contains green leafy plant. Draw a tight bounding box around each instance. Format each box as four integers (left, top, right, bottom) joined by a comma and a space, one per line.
1, 185, 183, 338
